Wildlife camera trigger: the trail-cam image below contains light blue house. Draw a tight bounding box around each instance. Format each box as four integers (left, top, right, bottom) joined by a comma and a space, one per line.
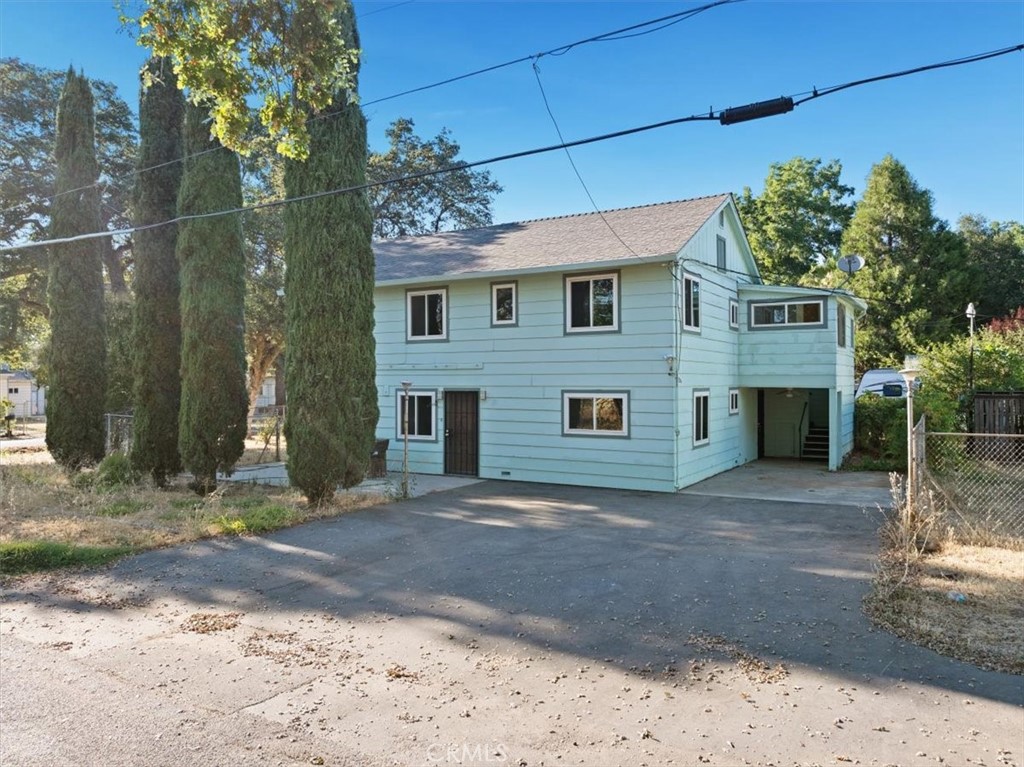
372, 194, 866, 492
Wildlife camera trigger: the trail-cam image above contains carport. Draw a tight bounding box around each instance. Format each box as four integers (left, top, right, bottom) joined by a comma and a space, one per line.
680, 459, 892, 508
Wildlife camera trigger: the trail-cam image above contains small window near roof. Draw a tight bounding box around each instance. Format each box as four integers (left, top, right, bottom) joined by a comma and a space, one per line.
837, 303, 847, 347
492, 281, 517, 326
716, 235, 727, 271
718, 210, 725, 227
682, 274, 701, 331
729, 298, 739, 329
729, 388, 740, 415
750, 300, 824, 328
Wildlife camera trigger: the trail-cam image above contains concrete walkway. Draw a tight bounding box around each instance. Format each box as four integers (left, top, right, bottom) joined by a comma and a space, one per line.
682, 459, 893, 508
219, 462, 482, 498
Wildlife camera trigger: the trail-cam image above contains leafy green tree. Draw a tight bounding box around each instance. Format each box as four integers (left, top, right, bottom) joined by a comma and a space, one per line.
917, 322, 1024, 431
122, 0, 358, 159
368, 118, 503, 239
957, 215, 1024, 322
1, 58, 136, 365
240, 155, 286, 412
284, 2, 377, 504
843, 155, 973, 372
736, 157, 854, 285
45, 69, 107, 469
131, 57, 185, 486
177, 102, 248, 493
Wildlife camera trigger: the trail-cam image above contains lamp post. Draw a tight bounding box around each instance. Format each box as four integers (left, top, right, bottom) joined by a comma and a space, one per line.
400, 380, 412, 499
899, 355, 922, 520
966, 302, 977, 394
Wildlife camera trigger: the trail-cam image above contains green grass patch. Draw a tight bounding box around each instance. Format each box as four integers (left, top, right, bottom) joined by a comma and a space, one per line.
96, 499, 147, 517
0, 541, 133, 575
169, 498, 204, 511
214, 504, 296, 536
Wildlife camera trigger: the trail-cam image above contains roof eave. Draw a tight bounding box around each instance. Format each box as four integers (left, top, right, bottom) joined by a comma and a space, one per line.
375, 253, 677, 288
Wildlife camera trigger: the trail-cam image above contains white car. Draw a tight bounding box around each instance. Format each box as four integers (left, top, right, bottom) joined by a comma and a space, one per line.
855, 368, 907, 399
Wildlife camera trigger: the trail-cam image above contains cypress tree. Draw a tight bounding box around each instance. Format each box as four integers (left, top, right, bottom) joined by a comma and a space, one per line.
131, 57, 185, 486
284, 2, 378, 504
177, 101, 248, 493
46, 68, 106, 469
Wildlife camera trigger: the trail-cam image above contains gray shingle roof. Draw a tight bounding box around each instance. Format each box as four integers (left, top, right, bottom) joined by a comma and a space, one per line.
373, 194, 730, 283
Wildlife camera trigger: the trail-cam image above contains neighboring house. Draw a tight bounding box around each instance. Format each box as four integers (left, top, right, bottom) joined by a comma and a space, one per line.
0, 366, 45, 418
371, 194, 867, 492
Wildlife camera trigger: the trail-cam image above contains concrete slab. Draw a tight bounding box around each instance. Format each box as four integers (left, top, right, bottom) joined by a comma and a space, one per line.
681, 459, 893, 508
218, 464, 483, 498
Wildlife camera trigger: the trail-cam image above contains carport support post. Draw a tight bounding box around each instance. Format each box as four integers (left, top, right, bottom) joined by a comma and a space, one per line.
401, 381, 412, 499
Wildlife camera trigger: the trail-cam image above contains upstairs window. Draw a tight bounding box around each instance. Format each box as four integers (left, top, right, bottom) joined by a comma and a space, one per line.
492, 282, 517, 326
837, 303, 847, 347
750, 300, 824, 328
566, 273, 618, 332
729, 298, 739, 329
397, 390, 436, 440
683, 274, 701, 331
716, 235, 727, 271
407, 288, 447, 340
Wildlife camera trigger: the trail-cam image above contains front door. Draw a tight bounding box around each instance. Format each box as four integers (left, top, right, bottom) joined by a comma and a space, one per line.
444, 390, 479, 476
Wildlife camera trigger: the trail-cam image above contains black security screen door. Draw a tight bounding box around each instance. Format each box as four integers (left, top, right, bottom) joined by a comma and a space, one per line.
444, 390, 479, 476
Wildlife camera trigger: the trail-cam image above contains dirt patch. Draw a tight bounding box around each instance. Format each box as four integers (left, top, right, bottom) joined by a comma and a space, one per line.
866, 542, 1024, 674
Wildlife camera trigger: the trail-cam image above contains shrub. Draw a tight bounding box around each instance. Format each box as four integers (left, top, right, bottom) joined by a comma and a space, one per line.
94, 452, 141, 488
854, 394, 906, 469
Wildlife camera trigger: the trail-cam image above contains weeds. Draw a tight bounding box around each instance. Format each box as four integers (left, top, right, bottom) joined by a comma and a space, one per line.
96, 499, 147, 517
865, 472, 1024, 674
0, 541, 133, 575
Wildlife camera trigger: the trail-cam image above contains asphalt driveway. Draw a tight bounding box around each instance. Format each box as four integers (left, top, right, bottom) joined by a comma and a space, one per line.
2, 480, 1021, 766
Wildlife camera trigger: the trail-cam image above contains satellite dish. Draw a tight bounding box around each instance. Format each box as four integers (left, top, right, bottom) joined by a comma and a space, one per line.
837, 254, 864, 275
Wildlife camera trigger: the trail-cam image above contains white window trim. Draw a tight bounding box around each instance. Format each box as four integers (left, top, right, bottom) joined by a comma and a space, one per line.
693, 390, 710, 446
396, 389, 437, 441
682, 274, 701, 332
750, 299, 825, 329
491, 281, 517, 326
562, 391, 629, 437
728, 388, 740, 415
406, 287, 448, 341
729, 298, 739, 329
565, 272, 620, 333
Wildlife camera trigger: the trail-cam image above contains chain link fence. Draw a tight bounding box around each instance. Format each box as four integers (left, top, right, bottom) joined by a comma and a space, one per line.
104, 407, 288, 464
912, 418, 1024, 545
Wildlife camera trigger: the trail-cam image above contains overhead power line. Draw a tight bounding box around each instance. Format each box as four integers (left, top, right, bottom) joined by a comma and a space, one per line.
3, 42, 1021, 254
0, 0, 742, 219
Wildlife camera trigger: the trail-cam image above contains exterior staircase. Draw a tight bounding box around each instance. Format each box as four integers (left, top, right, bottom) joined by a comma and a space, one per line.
801, 426, 829, 462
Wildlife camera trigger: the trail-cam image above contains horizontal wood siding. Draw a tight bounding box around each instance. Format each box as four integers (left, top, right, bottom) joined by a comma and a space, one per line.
375, 262, 678, 492
674, 208, 758, 486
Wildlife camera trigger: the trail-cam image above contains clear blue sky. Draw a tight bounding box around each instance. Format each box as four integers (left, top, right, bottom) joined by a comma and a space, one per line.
2, 0, 1022, 226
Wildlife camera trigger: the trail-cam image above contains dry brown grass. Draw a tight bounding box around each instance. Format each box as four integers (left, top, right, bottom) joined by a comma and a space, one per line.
865, 476, 1024, 674
0, 453, 386, 570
